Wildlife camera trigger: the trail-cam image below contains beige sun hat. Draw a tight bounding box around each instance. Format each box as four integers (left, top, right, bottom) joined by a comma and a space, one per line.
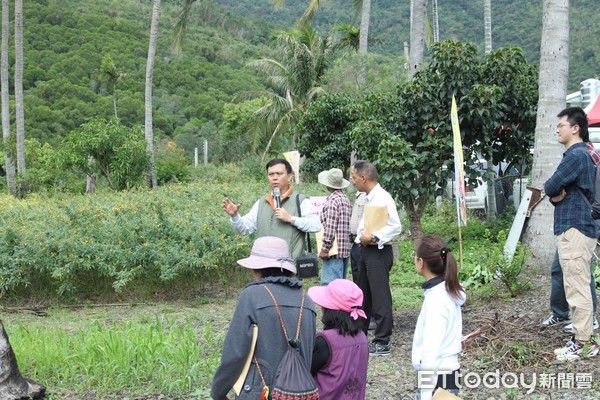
318, 168, 350, 190
236, 236, 296, 274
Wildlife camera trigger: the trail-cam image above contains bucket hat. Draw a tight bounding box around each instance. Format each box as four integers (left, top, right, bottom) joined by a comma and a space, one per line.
307, 279, 366, 320
237, 236, 296, 274
318, 168, 350, 190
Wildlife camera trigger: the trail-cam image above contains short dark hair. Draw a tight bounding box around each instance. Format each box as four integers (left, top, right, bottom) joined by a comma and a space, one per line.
266, 158, 292, 174
352, 160, 378, 180
557, 107, 589, 142
321, 308, 364, 336
257, 267, 294, 278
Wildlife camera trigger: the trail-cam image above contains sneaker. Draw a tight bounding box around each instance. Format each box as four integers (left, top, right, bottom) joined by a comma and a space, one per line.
563, 318, 599, 334
555, 337, 599, 361
542, 315, 571, 327
369, 341, 391, 356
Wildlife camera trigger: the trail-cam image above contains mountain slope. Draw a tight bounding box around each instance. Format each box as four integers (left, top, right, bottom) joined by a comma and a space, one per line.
215, 0, 599, 91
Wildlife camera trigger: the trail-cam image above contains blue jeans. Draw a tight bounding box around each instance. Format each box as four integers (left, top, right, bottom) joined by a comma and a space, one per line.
551, 249, 597, 318
321, 257, 348, 285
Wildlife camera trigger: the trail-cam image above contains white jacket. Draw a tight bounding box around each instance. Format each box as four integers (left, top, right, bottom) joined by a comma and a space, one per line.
412, 280, 466, 400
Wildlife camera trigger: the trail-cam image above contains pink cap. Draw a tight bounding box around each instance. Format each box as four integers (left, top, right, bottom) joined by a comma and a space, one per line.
307, 279, 366, 320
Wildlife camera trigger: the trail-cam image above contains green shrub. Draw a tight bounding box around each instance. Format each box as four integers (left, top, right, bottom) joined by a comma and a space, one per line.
155, 140, 193, 185
0, 182, 260, 299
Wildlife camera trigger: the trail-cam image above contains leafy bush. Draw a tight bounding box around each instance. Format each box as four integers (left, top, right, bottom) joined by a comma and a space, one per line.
459, 230, 531, 297
60, 117, 147, 190
0, 183, 259, 299
0, 175, 324, 299
155, 140, 193, 185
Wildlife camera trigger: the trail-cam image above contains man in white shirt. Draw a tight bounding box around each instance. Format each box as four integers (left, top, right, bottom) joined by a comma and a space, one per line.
223, 158, 322, 260
350, 160, 402, 356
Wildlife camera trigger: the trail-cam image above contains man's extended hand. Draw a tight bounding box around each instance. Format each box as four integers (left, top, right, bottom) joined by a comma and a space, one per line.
274, 207, 294, 223
223, 198, 241, 217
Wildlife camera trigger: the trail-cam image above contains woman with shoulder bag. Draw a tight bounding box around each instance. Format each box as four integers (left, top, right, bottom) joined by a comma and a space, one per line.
210, 236, 317, 400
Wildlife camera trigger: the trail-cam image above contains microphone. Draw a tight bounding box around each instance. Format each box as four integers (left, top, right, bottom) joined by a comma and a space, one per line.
273, 187, 281, 208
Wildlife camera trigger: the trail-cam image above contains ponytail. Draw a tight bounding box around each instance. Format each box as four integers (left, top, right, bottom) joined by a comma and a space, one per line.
416, 235, 464, 300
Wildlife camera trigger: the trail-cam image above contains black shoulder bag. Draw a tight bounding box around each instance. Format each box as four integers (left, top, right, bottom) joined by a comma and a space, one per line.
294, 194, 319, 279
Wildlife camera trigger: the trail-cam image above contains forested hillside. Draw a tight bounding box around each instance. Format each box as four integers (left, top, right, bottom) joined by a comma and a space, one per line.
11, 0, 275, 148
2, 0, 597, 155
217, 0, 599, 91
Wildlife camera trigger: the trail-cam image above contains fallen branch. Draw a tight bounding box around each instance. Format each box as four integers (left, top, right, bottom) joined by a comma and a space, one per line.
0, 306, 48, 317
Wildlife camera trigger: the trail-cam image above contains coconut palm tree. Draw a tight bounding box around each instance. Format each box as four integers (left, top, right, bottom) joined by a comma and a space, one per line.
522, 0, 569, 266
246, 23, 339, 162
14, 0, 24, 175
97, 56, 127, 119
1, 0, 15, 195
145, 0, 160, 189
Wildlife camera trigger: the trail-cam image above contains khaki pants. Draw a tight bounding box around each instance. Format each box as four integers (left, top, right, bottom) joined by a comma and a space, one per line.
557, 228, 596, 342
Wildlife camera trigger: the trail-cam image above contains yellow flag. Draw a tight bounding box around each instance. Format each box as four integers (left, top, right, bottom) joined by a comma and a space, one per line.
451, 96, 467, 227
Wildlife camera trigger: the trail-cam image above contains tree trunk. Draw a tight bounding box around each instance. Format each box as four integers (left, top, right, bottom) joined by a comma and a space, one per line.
14, 0, 25, 175
406, 195, 428, 243
1, 0, 15, 196
486, 158, 497, 220
86, 156, 97, 195
357, 0, 370, 86
522, 0, 569, 267
432, 0, 439, 43
0, 321, 46, 399
113, 92, 118, 119
484, 0, 492, 54
145, 0, 160, 189
408, 0, 427, 80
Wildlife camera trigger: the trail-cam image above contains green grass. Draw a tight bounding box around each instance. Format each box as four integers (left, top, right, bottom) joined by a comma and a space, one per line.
3, 303, 232, 399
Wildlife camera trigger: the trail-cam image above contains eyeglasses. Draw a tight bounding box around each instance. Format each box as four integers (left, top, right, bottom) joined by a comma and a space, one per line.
556, 123, 573, 129
411, 251, 420, 261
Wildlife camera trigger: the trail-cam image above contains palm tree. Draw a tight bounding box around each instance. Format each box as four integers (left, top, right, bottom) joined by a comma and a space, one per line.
408, 0, 427, 80
246, 24, 339, 162
145, 0, 160, 189
14, 0, 24, 175
522, 0, 569, 266
1, 0, 15, 196
97, 56, 127, 119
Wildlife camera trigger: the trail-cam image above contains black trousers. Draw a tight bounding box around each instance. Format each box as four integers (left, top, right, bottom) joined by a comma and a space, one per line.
350, 242, 362, 284
357, 244, 394, 343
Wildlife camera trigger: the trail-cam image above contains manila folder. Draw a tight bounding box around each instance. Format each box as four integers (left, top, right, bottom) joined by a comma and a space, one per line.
316, 227, 338, 256
364, 205, 388, 234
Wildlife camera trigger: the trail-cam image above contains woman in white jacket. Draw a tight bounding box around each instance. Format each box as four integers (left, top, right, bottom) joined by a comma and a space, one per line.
412, 235, 466, 400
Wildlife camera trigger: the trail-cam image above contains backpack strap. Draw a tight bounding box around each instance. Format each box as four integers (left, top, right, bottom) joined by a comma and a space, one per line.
253, 284, 305, 397
260, 284, 305, 342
